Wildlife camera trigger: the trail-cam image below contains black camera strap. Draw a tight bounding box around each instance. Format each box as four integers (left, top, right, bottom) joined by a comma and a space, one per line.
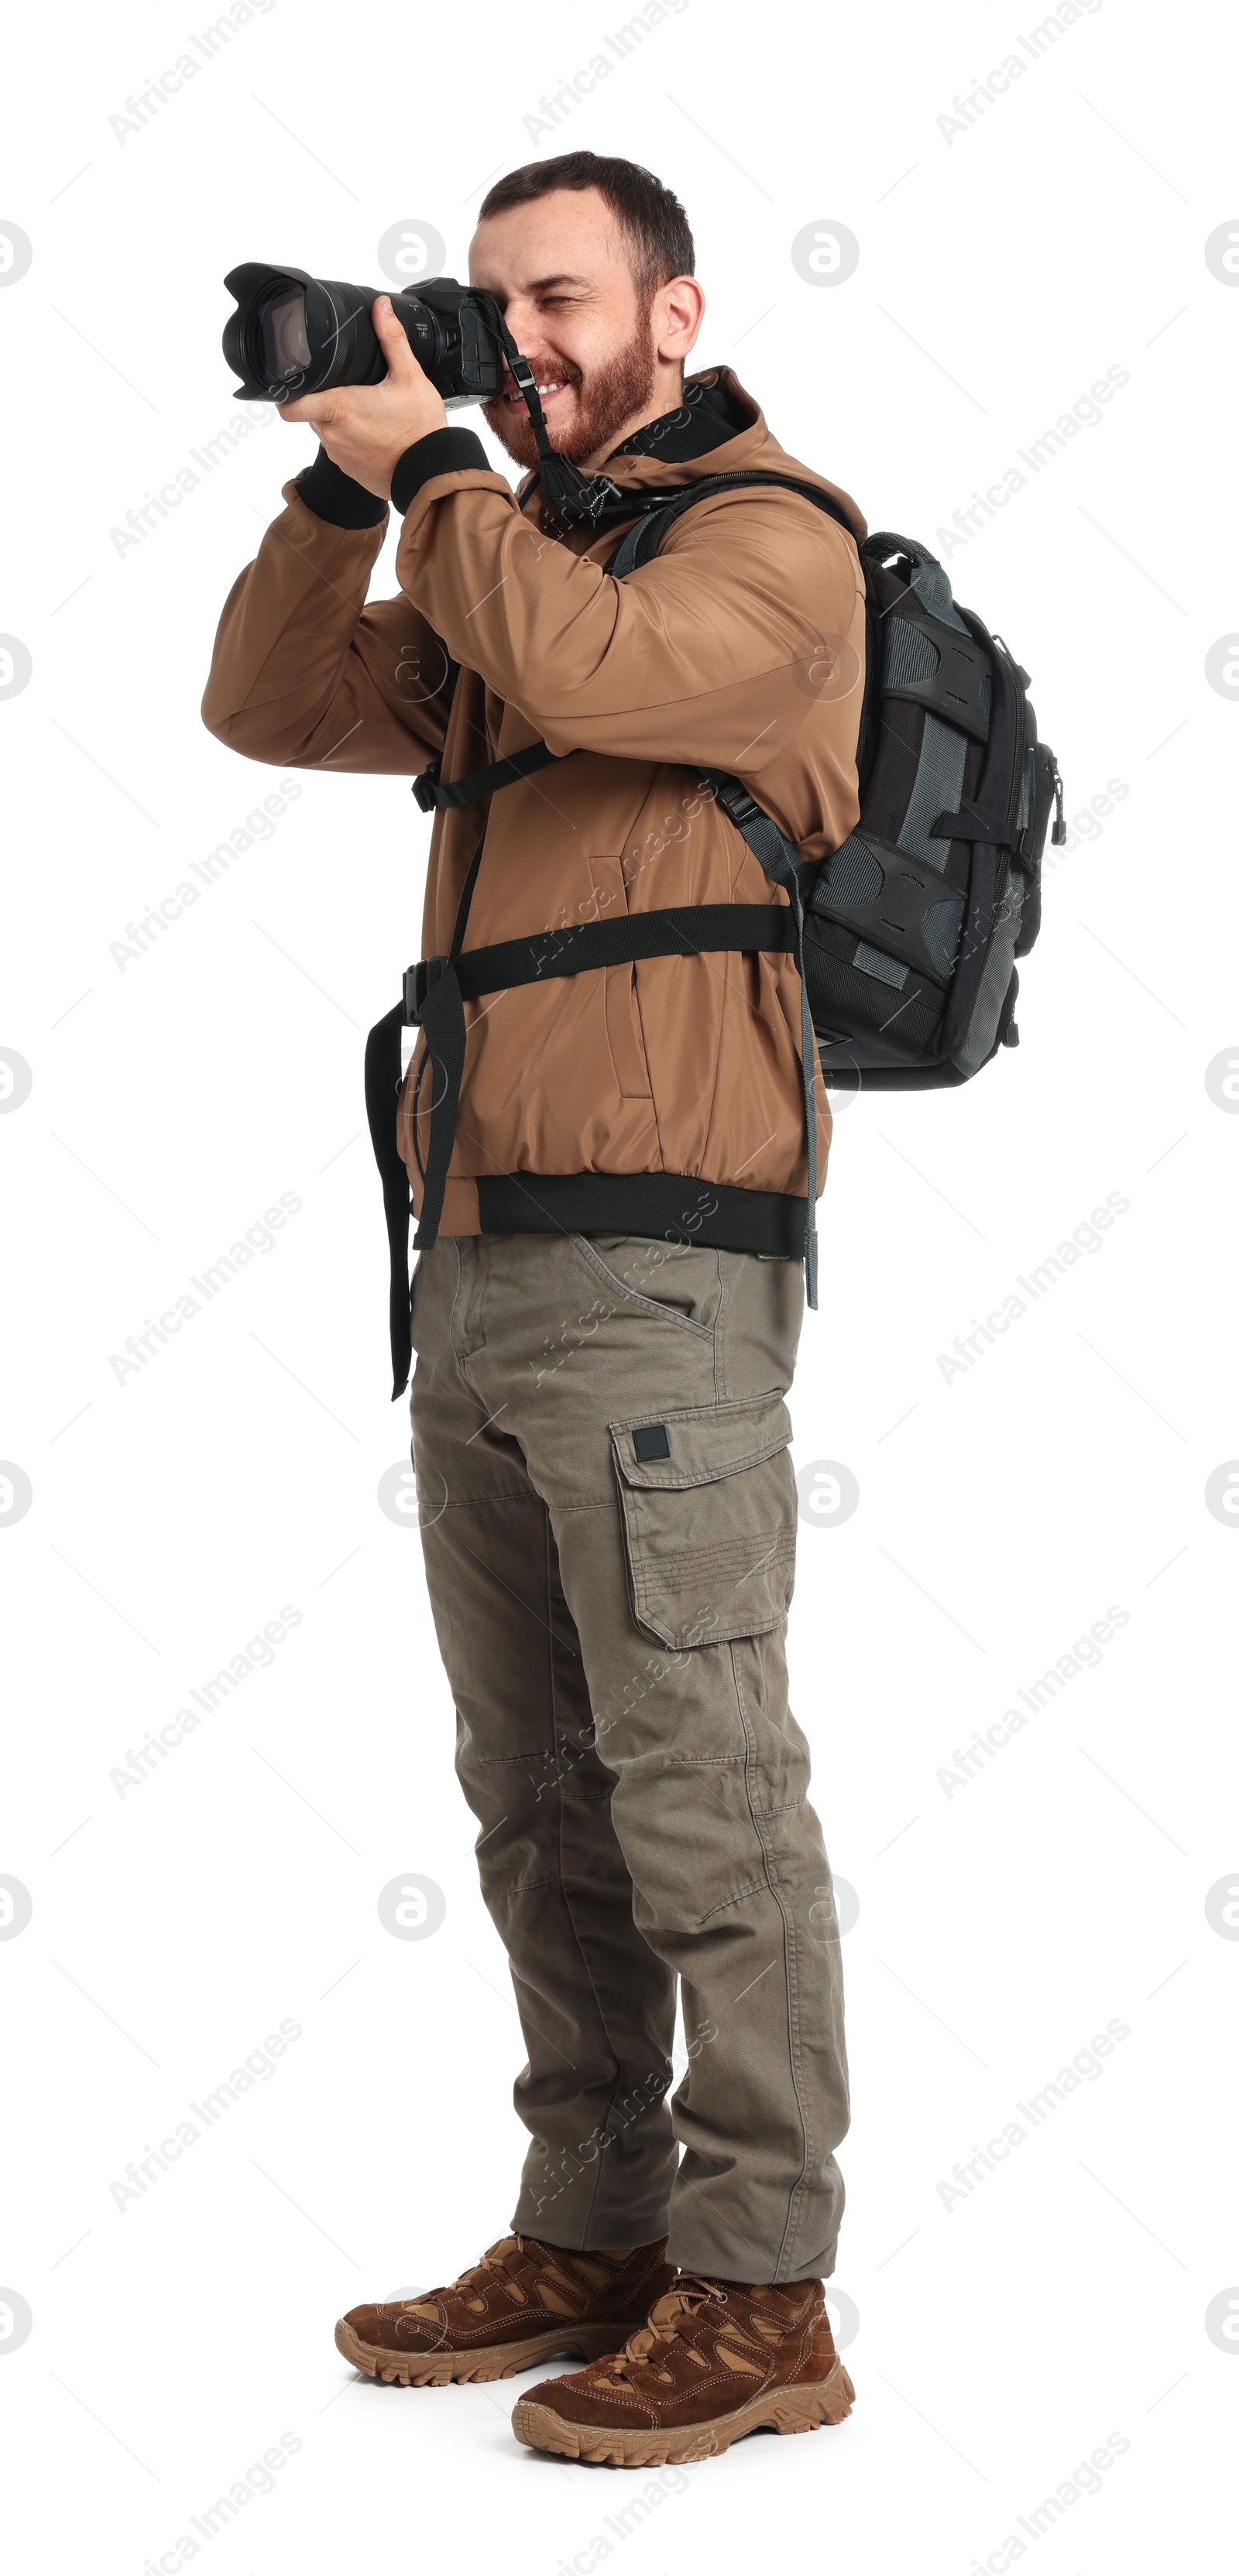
482, 301, 627, 533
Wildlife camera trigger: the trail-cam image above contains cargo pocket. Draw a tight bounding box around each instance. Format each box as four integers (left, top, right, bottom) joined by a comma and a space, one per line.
609, 1391, 798, 1649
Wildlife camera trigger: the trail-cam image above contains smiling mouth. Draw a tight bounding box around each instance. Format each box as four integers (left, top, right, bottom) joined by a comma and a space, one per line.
504, 380, 571, 409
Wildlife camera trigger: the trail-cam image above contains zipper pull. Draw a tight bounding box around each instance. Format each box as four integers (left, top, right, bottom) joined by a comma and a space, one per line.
994, 634, 1031, 688
1050, 760, 1066, 846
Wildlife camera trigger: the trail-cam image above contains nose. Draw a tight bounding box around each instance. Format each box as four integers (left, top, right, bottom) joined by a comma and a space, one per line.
496, 297, 545, 354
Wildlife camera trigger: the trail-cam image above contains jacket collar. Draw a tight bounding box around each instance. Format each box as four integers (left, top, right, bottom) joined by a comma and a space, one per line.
516, 367, 764, 516
606, 367, 757, 465
515, 365, 865, 543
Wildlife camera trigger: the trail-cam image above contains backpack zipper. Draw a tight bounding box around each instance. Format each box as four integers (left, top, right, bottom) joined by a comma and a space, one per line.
1050, 761, 1066, 845
992, 636, 1027, 852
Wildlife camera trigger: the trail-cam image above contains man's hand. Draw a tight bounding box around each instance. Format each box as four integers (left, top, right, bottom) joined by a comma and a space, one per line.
276, 296, 448, 498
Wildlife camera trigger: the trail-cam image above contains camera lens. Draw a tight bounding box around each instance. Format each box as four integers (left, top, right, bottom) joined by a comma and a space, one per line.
224, 264, 507, 406
259, 288, 312, 385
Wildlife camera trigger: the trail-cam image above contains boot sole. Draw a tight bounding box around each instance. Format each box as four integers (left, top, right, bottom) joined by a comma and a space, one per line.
511, 2358, 856, 2465
334, 2317, 640, 2388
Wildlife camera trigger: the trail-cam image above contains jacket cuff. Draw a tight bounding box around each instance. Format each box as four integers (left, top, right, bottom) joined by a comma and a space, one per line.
391, 427, 491, 513
295, 445, 389, 530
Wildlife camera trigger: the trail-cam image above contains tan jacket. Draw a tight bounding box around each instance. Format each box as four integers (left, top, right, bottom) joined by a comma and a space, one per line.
201, 367, 867, 1244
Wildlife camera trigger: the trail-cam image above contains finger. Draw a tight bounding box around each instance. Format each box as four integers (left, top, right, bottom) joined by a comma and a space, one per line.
372, 294, 421, 376
276, 396, 333, 424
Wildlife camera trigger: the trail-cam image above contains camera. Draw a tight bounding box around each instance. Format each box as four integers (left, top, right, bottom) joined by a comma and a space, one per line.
221, 259, 618, 531
222, 263, 508, 406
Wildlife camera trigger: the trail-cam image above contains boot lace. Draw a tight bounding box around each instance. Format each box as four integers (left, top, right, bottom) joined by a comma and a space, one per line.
600, 2273, 729, 2380
443, 2234, 541, 2296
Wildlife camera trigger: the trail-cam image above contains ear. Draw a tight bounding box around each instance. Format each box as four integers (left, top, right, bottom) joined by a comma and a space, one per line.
654, 274, 705, 367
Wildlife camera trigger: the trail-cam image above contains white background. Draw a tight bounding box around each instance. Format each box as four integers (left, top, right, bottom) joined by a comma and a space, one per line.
2, 0, 1237, 2567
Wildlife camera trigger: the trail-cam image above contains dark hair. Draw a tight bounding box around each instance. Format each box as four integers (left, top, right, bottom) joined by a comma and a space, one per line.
477, 151, 695, 302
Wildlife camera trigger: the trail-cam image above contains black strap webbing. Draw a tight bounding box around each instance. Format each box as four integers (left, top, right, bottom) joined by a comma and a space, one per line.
406, 903, 801, 1303
414, 738, 566, 811
407, 903, 796, 1017
931, 803, 1011, 848
697, 772, 820, 1309
607, 468, 857, 578
365, 1001, 418, 1400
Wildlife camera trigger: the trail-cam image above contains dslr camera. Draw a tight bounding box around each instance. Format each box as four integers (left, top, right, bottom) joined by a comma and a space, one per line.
223, 262, 509, 406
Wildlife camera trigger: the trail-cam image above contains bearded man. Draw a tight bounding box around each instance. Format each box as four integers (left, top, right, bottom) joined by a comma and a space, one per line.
204, 149, 863, 2468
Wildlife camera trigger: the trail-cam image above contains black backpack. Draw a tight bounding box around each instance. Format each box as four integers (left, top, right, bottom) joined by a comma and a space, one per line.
366, 468, 1063, 1379
602, 472, 1065, 1088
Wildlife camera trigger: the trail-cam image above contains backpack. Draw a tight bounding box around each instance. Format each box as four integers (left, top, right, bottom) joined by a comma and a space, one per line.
366, 468, 1063, 1384
602, 472, 1065, 1088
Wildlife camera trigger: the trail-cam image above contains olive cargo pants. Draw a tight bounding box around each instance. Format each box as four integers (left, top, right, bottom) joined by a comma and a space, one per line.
409, 1229, 849, 2284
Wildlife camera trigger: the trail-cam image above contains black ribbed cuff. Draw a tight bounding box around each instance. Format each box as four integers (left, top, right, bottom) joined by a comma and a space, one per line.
295, 445, 388, 530
390, 427, 491, 514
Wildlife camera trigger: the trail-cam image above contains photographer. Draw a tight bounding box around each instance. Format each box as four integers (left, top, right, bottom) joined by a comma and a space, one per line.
204, 149, 865, 2467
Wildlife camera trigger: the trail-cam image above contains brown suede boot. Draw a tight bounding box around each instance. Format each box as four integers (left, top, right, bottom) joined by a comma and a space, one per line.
334, 2235, 677, 2386
512, 2271, 855, 2464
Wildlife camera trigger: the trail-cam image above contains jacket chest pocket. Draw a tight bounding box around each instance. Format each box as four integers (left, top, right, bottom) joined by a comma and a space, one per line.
609, 1391, 798, 1650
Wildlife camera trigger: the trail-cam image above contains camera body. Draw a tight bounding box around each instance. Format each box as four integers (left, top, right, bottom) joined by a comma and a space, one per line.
223, 264, 507, 406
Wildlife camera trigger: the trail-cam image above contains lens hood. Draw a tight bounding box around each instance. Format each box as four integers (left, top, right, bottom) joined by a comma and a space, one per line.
223, 262, 318, 400
224, 262, 396, 402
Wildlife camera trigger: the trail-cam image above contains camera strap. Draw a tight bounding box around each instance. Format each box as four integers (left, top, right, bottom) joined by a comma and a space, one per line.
486, 302, 627, 532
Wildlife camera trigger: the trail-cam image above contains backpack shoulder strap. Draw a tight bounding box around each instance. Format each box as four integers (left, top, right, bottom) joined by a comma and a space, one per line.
606, 467, 858, 578
694, 767, 821, 1306
412, 471, 862, 813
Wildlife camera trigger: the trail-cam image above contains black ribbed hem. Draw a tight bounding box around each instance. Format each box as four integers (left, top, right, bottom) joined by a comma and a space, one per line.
295, 445, 388, 528
476, 1171, 808, 1257
391, 427, 491, 513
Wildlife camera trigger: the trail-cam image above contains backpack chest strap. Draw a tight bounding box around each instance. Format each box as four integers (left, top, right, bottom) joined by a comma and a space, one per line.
405, 902, 796, 1017
407, 903, 801, 1262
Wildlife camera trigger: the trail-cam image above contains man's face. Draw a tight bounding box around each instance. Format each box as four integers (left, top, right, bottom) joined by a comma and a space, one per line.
469, 186, 661, 471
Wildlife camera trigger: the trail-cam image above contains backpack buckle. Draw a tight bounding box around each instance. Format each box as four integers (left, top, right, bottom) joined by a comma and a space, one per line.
412, 761, 442, 813
403, 955, 447, 1023
712, 776, 761, 828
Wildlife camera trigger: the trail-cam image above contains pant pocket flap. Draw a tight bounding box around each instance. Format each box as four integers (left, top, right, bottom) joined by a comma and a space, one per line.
609, 1390, 792, 1491
609, 1393, 796, 1649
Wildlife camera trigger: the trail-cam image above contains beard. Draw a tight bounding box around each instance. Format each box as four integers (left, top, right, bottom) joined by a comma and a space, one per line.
481, 303, 657, 471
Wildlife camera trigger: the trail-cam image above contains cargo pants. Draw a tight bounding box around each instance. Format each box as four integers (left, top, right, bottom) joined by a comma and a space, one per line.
408, 1228, 849, 2284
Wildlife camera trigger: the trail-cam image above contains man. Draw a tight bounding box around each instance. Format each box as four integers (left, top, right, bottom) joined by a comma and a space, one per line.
203, 150, 863, 2468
